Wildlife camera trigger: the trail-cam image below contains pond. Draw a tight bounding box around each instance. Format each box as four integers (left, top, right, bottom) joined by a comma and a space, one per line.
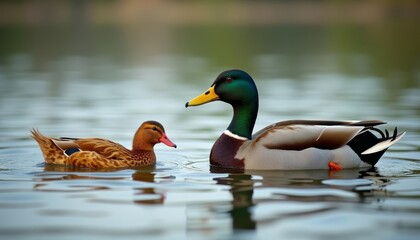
0, 1, 420, 240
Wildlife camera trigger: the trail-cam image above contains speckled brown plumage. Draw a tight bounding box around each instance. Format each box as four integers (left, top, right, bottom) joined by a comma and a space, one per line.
31, 121, 176, 169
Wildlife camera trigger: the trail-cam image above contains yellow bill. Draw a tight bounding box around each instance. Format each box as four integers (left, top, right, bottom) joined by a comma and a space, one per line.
185, 85, 220, 107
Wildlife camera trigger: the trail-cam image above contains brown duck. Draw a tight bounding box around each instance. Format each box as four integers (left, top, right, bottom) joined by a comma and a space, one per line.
31, 121, 177, 168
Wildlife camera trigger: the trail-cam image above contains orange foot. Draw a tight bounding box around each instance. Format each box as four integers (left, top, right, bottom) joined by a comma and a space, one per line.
328, 161, 342, 171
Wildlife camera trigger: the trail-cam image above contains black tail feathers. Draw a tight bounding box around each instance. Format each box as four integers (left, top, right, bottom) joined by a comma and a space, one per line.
348, 127, 401, 166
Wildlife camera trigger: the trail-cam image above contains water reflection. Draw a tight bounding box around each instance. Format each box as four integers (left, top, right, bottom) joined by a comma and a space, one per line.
214, 174, 256, 230
132, 171, 166, 205
205, 167, 391, 232
211, 165, 382, 186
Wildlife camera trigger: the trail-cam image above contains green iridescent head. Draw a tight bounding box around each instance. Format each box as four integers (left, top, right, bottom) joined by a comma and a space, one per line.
186, 69, 259, 139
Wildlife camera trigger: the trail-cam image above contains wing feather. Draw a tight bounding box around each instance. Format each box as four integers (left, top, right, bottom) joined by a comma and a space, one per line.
254, 124, 364, 151
252, 120, 384, 139
73, 138, 132, 160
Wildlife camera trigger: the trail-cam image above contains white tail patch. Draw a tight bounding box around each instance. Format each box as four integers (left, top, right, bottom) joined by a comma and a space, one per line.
362, 132, 406, 155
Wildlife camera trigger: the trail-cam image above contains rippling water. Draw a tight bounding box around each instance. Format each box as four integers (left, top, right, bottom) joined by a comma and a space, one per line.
1, 66, 419, 240
1, 1, 420, 239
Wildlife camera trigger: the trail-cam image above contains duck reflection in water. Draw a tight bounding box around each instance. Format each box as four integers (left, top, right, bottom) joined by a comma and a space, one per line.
211, 166, 389, 231
214, 174, 256, 230
132, 171, 169, 205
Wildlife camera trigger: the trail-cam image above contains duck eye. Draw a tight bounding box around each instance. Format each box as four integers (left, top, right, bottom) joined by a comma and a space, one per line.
226, 77, 233, 83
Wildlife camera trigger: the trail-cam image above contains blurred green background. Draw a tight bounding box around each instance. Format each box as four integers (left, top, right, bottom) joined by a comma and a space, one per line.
1, 0, 419, 88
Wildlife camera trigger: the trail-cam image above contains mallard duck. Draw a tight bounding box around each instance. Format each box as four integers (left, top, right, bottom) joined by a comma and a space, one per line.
185, 69, 405, 170
31, 121, 177, 168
